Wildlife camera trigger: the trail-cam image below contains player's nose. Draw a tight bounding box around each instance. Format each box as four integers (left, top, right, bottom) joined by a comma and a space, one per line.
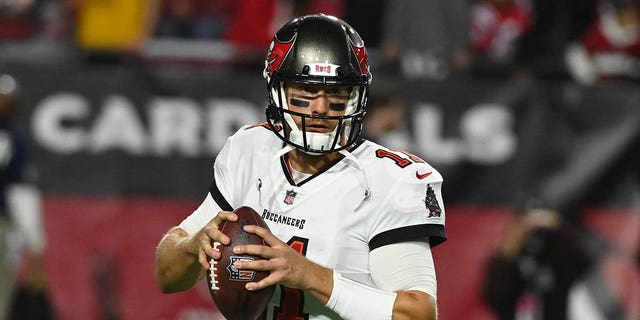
310, 92, 330, 115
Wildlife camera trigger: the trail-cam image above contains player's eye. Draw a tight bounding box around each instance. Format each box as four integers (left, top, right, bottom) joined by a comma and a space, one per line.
329, 103, 346, 111
290, 98, 310, 107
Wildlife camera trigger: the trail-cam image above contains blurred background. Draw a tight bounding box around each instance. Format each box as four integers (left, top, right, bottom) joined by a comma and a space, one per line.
0, 0, 639, 319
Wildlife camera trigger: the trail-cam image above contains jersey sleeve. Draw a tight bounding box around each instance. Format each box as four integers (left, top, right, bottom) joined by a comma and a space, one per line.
178, 137, 236, 234
207, 125, 262, 211
367, 162, 447, 250
178, 193, 223, 234
208, 135, 235, 212
179, 126, 255, 233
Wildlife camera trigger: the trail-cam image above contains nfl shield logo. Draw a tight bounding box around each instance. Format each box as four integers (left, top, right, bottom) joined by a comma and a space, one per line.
284, 190, 297, 205
226, 256, 256, 281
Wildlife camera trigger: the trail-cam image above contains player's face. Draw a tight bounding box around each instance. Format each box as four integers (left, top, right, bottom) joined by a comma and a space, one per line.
284, 84, 351, 133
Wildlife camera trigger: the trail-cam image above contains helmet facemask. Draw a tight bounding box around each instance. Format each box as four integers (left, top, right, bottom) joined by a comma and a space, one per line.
267, 79, 367, 154
263, 14, 372, 155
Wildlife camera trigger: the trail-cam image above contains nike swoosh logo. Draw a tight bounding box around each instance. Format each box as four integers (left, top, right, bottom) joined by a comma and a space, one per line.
416, 171, 432, 180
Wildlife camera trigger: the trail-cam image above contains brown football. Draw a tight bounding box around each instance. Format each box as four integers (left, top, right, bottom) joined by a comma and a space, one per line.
205, 206, 275, 320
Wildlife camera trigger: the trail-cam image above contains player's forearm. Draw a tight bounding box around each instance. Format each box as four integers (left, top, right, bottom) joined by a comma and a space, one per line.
301, 263, 334, 305
155, 227, 204, 293
324, 273, 437, 320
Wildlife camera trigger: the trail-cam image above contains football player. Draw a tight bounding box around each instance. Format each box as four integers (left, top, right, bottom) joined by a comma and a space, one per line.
0, 74, 48, 318
156, 14, 447, 320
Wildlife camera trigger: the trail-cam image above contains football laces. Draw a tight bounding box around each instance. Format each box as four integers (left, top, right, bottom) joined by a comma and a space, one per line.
209, 241, 221, 290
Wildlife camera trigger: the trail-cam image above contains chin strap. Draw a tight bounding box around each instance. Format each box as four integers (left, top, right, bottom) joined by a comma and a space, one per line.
338, 149, 371, 200
273, 144, 294, 162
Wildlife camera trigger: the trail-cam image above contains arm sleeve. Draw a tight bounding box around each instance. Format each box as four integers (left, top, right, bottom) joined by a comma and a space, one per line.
369, 241, 438, 299
326, 241, 437, 319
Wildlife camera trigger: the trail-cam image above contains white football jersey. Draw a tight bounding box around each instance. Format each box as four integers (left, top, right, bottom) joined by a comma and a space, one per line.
180, 123, 446, 320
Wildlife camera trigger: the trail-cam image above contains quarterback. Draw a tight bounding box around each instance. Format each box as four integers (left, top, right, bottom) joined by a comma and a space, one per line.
156, 14, 447, 320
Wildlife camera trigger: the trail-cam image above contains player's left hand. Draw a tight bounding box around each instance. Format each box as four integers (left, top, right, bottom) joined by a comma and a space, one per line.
231, 225, 329, 292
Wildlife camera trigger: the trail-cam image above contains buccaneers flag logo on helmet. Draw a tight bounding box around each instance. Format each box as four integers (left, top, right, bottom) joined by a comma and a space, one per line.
264, 36, 295, 80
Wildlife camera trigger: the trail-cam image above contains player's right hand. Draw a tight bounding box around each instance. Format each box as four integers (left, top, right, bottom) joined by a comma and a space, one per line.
191, 210, 238, 270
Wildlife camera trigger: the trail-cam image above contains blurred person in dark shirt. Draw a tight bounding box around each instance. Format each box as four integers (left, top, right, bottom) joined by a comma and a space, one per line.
0, 74, 51, 320
155, 0, 235, 39
482, 199, 592, 320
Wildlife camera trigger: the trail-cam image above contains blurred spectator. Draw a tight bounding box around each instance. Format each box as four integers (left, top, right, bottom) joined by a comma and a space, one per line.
154, 0, 235, 39
482, 199, 592, 320
363, 93, 411, 150
469, 0, 533, 76
67, 0, 161, 56
514, 0, 597, 78
0, 0, 38, 39
0, 74, 51, 319
37, 0, 72, 41
565, 0, 640, 85
0, 0, 69, 41
380, 0, 471, 80
224, 0, 344, 64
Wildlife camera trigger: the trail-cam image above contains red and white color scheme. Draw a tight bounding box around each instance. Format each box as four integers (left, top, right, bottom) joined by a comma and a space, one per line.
566, 3, 640, 84
470, 0, 532, 59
